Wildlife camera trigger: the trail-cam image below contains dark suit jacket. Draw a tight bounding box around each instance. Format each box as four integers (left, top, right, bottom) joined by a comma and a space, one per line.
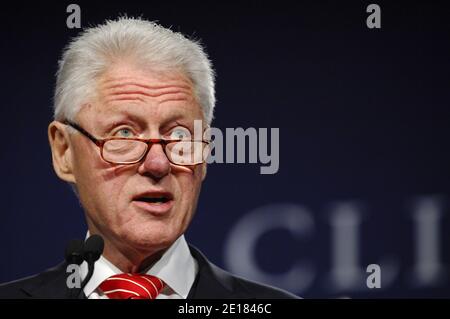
0, 245, 299, 299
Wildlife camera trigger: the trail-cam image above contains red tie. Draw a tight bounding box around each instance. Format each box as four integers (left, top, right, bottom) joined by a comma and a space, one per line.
99, 273, 165, 299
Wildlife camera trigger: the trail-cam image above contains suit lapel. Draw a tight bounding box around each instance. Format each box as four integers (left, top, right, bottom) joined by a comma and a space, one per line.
187, 245, 237, 298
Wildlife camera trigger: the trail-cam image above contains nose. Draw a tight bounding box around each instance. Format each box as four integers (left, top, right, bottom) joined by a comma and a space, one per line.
137, 143, 171, 179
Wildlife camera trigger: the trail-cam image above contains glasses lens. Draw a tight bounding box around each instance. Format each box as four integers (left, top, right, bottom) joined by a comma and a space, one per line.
166, 141, 207, 165
103, 139, 148, 163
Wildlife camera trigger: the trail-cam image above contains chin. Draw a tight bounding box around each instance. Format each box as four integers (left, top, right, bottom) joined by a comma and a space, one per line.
119, 224, 180, 252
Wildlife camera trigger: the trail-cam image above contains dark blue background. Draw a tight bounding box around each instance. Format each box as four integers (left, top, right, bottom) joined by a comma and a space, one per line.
0, 1, 449, 298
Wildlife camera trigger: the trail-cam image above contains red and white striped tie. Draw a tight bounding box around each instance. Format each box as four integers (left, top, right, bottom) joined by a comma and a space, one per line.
99, 273, 165, 299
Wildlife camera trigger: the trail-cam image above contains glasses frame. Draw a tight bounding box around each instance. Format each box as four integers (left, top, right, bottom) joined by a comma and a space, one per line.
63, 120, 210, 166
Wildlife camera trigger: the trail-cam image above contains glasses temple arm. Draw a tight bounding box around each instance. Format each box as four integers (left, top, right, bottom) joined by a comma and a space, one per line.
63, 121, 101, 146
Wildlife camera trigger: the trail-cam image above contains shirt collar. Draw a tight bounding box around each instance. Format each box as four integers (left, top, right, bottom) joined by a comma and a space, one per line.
80, 234, 197, 299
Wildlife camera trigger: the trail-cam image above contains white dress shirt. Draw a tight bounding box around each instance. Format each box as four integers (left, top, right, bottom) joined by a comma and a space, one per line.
79, 234, 198, 299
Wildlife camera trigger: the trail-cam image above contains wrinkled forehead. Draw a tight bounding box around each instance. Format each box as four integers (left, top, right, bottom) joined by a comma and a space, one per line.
78, 63, 204, 128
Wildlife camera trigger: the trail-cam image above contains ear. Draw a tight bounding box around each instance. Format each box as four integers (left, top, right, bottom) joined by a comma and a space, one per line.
48, 121, 76, 183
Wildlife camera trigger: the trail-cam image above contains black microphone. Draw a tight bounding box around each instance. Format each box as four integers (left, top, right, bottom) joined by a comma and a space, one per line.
83, 234, 104, 264
65, 239, 85, 265
78, 234, 104, 298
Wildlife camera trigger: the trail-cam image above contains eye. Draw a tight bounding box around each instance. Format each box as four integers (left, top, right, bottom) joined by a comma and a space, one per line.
114, 128, 134, 138
168, 127, 191, 140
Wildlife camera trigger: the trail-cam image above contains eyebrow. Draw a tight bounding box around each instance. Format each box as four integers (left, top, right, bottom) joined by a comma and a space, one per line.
97, 112, 146, 135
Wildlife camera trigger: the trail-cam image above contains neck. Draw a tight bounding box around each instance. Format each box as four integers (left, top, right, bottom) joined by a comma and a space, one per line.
102, 242, 165, 273
87, 226, 166, 273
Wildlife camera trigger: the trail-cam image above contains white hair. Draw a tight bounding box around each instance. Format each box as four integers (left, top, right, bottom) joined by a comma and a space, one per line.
53, 17, 216, 124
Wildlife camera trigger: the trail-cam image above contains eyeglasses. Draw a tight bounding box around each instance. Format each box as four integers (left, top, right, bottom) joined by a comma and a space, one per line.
63, 121, 210, 166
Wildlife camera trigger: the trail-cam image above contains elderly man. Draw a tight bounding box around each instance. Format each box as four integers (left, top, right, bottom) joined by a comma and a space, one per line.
0, 17, 297, 299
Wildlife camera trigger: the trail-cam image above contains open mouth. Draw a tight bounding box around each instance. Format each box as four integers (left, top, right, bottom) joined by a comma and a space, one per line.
133, 192, 174, 205
136, 196, 170, 204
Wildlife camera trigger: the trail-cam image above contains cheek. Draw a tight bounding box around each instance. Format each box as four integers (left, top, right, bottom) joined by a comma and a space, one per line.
176, 168, 203, 208
73, 145, 131, 216
93, 169, 134, 212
